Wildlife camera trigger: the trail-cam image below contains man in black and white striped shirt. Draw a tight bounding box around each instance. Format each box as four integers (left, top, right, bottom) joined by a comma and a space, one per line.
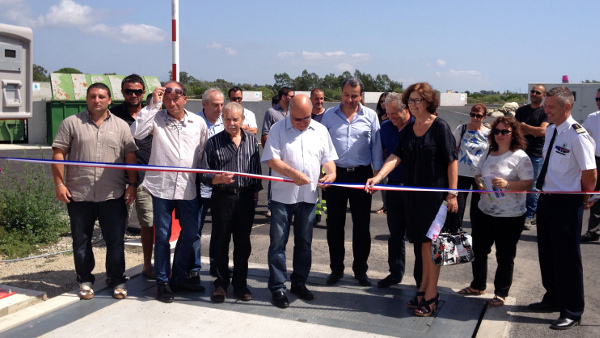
199, 102, 263, 303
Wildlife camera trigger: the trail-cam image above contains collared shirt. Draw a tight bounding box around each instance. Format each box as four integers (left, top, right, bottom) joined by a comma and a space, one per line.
243, 108, 257, 129
380, 117, 415, 183
583, 110, 600, 157
261, 117, 338, 204
197, 110, 225, 198
111, 103, 153, 182
541, 116, 596, 192
131, 104, 209, 200
261, 103, 287, 136
199, 130, 263, 192
52, 109, 138, 202
320, 102, 383, 170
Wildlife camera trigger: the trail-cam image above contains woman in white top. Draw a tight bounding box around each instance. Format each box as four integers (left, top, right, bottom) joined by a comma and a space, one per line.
457, 116, 533, 307
448, 104, 490, 231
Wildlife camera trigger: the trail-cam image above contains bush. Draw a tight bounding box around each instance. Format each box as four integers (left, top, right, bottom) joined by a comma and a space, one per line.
0, 160, 69, 258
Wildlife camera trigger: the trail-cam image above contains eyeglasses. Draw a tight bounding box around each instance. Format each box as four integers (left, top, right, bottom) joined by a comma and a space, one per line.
292, 116, 311, 122
595, 98, 600, 102
408, 98, 424, 104
530, 90, 542, 95
493, 128, 512, 136
165, 87, 184, 95
470, 113, 484, 118
123, 89, 144, 96
230, 96, 242, 102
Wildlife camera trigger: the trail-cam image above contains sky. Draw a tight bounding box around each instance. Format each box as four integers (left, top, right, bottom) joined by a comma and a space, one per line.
1, 0, 599, 93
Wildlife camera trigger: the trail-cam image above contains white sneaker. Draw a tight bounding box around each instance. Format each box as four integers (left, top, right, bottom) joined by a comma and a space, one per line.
524, 218, 532, 230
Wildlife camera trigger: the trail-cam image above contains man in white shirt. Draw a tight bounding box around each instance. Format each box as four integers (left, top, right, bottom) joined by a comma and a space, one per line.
131, 82, 209, 303
581, 87, 600, 242
261, 94, 337, 309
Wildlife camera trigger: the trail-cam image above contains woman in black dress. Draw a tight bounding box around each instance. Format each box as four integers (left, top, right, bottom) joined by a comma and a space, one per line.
366, 82, 458, 316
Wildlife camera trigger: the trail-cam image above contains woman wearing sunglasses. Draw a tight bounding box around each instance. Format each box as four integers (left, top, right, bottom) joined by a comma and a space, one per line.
450, 104, 490, 236
458, 116, 533, 307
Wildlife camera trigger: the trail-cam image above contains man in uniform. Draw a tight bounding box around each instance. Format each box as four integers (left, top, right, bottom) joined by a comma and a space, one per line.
529, 87, 596, 330
52, 83, 138, 300
112, 74, 156, 280
320, 77, 383, 286
515, 84, 549, 229
262, 95, 337, 308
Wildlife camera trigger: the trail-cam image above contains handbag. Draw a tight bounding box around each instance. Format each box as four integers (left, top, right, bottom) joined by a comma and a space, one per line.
431, 230, 475, 266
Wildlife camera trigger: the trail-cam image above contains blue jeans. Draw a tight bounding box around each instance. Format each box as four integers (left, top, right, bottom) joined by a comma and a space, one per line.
189, 197, 211, 272
268, 201, 316, 293
152, 195, 200, 285
526, 156, 543, 219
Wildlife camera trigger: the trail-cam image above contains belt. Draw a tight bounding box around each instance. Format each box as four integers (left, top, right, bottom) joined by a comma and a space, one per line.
338, 165, 369, 172
214, 186, 251, 194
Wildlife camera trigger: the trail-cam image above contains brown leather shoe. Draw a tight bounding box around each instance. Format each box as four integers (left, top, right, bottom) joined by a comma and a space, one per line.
211, 287, 226, 303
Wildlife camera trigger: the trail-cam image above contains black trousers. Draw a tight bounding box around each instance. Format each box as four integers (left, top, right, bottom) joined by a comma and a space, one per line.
210, 189, 255, 290
470, 206, 524, 297
537, 194, 584, 319
326, 165, 372, 276
66, 196, 127, 287
446, 175, 480, 232
587, 156, 600, 233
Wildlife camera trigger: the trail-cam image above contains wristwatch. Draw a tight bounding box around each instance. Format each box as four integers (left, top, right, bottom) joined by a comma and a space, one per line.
129, 182, 140, 188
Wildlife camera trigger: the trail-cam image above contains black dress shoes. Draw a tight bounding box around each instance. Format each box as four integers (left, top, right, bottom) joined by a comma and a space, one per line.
528, 301, 559, 312
326, 272, 343, 285
156, 283, 174, 303
377, 274, 400, 288
291, 285, 315, 301
550, 317, 580, 330
355, 274, 372, 286
272, 291, 289, 308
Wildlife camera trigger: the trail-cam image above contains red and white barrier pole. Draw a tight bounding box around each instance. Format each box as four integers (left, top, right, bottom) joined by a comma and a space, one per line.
171, 0, 179, 82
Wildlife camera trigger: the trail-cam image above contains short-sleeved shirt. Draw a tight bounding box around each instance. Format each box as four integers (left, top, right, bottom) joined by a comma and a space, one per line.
261, 117, 338, 204
261, 104, 287, 136
582, 110, 600, 157
243, 108, 258, 129
380, 117, 414, 183
320, 103, 383, 170
52, 110, 138, 202
453, 125, 490, 177
111, 103, 152, 182
311, 111, 325, 123
515, 105, 548, 157
475, 149, 533, 217
541, 116, 596, 192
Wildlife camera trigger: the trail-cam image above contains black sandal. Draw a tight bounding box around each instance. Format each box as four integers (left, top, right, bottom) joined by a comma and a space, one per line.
415, 293, 440, 317
406, 291, 425, 308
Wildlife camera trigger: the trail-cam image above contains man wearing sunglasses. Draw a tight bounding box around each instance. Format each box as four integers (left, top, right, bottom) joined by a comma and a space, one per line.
581, 88, 600, 242
112, 74, 156, 281
228, 86, 258, 135
262, 95, 337, 308
131, 82, 209, 303
515, 84, 549, 230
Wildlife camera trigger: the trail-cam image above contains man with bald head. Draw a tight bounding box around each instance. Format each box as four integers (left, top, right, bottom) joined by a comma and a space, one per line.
200, 102, 262, 303
262, 94, 338, 308
131, 81, 209, 303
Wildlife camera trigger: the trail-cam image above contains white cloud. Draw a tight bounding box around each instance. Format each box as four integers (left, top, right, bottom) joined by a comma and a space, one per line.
276, 52, 294, 58
436, 59, 447, 67
117, 24, 167, 44
325, 51, 345, 57
302, 51, 324, 60
207, 42, 223, 50
225, 47, 238, 56
0, 0, 36, 26
351, 53, 369, 59
335, 63, 354, 73
39, 0, 96, 28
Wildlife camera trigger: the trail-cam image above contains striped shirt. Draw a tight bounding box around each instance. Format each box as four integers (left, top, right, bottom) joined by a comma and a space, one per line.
199, 129, 263, 191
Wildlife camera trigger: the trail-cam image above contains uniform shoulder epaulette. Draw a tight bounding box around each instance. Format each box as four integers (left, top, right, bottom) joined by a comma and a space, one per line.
572, 123, 586, 134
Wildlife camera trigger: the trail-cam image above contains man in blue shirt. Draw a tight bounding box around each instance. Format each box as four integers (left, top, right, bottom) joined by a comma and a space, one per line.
320, 77, 383, 286
376, 92, 421, 289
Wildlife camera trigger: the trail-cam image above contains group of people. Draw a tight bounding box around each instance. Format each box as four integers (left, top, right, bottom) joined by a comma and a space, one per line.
51, 75, 597, 329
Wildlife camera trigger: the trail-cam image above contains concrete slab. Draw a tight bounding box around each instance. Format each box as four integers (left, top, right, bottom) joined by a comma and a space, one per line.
0, 285, 46, 318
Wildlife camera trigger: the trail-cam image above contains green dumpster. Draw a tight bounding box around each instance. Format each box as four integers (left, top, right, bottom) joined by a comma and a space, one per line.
47, 73, 161, 145
0, 119, 26, 143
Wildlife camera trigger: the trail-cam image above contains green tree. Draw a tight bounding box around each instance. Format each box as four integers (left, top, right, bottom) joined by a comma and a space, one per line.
54, 67, 83, 74
293, 70, 320, 90
274, 72, 293, 89
33, 64, 49, 81
582, 79, 600, 83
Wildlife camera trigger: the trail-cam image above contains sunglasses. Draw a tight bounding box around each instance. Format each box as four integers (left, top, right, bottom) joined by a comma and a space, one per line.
530, 90, 543, 95
493, 128, 512, 136
165, 87, 184, 95
292, 116, 311, 122
230, 96, 242, 101
470, 113, 484, 118
595, 98, 600, 102
123, 89, 144, 96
